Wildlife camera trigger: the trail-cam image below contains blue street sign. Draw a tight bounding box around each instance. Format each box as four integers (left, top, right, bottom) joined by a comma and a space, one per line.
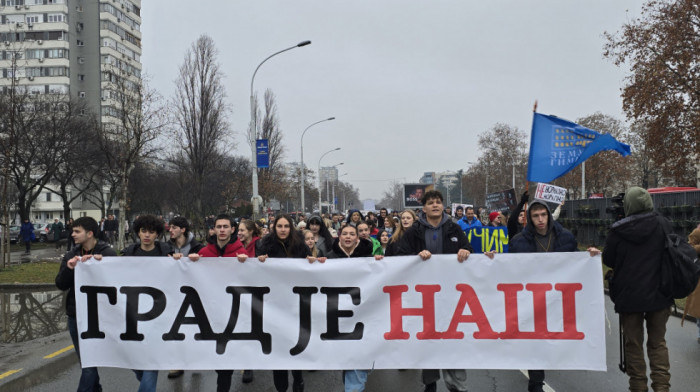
256, 139, 269, 168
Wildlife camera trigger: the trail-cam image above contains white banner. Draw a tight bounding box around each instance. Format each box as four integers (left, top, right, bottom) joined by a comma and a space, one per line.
75, 253, 606, 370
535, 183, 567, 205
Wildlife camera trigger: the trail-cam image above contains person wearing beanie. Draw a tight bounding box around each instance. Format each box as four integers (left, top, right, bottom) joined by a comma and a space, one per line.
603, 187, 674, 392
488, 211, 505, 227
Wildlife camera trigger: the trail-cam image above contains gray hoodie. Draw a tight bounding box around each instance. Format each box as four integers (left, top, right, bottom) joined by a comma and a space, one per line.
418, 212, 452, 254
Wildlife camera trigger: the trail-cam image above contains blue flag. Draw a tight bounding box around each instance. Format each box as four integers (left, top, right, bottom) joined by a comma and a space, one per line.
527, 113, 631, 182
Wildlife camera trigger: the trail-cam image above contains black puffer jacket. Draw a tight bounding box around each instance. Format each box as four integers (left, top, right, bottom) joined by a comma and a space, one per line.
255, 232, 311, 258
327, 238, 374, 258
396, 213, 472, 256
603, 212, 672, 313
55, 241, 117, 318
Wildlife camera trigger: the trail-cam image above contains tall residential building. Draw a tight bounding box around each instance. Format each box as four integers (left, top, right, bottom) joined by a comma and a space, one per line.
0, 0, 142, 123
0, 0, 142, 223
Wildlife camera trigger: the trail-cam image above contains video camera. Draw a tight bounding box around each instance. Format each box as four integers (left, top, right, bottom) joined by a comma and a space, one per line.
606, 193, 625, 222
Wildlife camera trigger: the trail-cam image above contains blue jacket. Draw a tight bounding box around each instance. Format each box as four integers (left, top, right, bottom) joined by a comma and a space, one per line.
458, 217, 482, 233
20, 222, 34, 242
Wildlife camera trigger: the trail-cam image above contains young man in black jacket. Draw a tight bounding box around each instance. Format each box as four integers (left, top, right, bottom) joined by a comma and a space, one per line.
55, 217, 117, 392
396, 190, 473, 392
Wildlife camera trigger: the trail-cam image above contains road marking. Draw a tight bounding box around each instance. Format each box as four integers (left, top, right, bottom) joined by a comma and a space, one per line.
519, 369, 556, 392
44, 345, 74, 359
0, 369, 22, 379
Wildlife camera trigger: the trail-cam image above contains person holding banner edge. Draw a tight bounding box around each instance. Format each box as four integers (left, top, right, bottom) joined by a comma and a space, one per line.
55, 217, 117, 392
396, 190, 490, 392
508, 200, 600, 392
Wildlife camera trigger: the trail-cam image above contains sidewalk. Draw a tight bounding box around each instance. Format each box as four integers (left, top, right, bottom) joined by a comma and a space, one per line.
6, 246, 65, 265
0, 330, 76, 392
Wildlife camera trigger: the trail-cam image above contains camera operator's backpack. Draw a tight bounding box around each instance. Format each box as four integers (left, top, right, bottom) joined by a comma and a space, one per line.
658, 217, 700, 299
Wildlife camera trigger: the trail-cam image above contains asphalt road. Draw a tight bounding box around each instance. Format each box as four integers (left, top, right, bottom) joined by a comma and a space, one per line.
25, 297, 700, 391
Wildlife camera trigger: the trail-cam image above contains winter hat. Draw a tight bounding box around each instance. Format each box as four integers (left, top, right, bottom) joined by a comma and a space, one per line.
489, 212, 500, 222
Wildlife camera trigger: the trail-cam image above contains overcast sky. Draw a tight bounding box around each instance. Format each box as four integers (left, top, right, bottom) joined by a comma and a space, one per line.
141, 0, 644, 201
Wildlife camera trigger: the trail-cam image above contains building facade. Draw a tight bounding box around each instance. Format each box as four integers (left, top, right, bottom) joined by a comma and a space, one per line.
0, 0, 142, 222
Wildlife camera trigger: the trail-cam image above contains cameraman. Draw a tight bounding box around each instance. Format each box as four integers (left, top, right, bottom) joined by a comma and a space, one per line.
603, 187, 672, 392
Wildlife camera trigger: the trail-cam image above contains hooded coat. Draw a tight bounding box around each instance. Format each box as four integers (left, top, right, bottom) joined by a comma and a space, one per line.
602, 187, 673, 313
396, 212, 472, 255
169, 231, 204, 255
509, 201, 577, 253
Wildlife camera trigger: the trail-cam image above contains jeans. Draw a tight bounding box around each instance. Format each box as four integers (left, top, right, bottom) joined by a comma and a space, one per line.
621, 308, 671, 392
67, 316, 102, 392
344, 370, 369, 392
132, 370, 158, 392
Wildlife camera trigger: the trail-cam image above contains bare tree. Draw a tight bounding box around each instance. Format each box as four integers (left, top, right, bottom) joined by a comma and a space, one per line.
378, 181, 405, 211
98, 74, 168, 251
172, 35, 231, 224
255, 90, 288, 205
604, 0, 699, 185
553, 113, 635, 197
48, 103, 104, 221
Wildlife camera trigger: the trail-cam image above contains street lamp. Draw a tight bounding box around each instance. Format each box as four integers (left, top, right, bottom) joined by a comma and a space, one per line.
326, 163, 344, 208
249, 40, 311, 219
300, 117, 335, 213
333, 173, 348, 212
318, 147, 340, 214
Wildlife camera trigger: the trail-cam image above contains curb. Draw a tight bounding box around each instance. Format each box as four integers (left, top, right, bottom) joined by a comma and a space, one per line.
0, 332, 77, 392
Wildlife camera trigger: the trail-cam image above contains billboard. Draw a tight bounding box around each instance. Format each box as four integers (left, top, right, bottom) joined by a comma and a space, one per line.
403, 184, 433, 208
485, 188, 517, 213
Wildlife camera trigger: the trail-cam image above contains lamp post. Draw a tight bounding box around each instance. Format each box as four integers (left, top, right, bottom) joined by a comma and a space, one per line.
249, 40, 311, 219
300, 117, 334, 213
326, 163, 344, 208
318, 147, 340, 214
334, 173, 348, 213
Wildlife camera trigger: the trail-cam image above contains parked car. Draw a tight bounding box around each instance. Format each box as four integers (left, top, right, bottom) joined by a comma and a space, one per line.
33, 223, 50, 242
0, 225, 22, 244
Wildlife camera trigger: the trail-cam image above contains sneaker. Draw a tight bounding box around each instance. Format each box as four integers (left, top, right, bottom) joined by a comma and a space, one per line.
167, 370, 184, 379
424, 382, 437, 392
242, 369, 254, 383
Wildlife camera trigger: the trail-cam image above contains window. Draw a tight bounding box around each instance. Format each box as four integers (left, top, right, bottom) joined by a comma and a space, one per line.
78, 74, 85, 81
79, 91, 85, 98
26, 16, 40, 24
46, 192, 52, 202
77, 40, 84, 46
47, 14, 66, 23
78, 57, 84, 64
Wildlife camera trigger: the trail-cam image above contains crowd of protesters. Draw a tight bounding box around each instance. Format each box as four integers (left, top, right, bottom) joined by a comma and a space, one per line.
53, 185, 700, 392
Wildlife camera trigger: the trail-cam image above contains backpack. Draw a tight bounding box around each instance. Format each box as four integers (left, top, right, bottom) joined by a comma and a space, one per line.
658, 217, 700, 299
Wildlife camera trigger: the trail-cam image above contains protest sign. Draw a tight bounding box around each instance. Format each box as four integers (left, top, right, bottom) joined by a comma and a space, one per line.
485, 189, 517, 212
534, 183, 567, 205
